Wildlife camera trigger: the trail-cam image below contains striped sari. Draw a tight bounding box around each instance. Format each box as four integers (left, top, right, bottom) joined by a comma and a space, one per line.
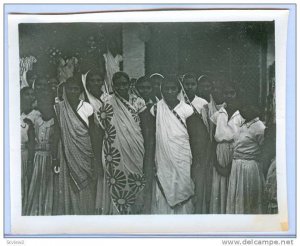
54, 91, 96, 215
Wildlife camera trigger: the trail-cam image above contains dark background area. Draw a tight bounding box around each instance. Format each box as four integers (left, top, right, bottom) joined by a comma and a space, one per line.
19, 21, 274, 109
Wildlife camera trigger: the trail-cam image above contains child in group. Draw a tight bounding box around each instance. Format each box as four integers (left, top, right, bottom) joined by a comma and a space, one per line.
20, 87, 37, 215
210, 82, 244, 214
226, 101, 265, 214
33, 76, 52, 107
26, 92, 59, 215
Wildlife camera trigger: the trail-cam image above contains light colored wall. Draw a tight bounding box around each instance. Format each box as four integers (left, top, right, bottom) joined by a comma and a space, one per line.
122, 24, 145, 79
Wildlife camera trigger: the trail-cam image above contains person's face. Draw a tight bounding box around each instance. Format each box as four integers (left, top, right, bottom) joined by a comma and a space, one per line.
161, 81, 180, 102
108, 41, 119, 56
239, 105, 258, 122
26, 72, 37, 87
65, 82, 82, 103
212, 85, 224, 104
183, 78, 197, 98
108, 41, 117, 51
152, 78, 163, 98
34, 78, 48, 94
198, 80, 212, 99
114, 76, 130, 99
136, 80, 152, 101
223, 86, 237, 105
37, 97, 54, 118
21, 88, 36, 112
86, 74, 104, 98
87, 36, 96, 49
48, 77, 58, 98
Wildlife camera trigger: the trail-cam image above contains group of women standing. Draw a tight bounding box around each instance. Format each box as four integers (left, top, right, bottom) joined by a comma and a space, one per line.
20, 66, 277, 215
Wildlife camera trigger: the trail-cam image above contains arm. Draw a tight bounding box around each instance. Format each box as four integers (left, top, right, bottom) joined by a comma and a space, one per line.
209, 125, 232, 177
213, 152, 232, 177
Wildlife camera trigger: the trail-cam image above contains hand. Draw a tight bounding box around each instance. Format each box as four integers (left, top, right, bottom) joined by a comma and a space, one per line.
52, 159, 60, 174
215, 164, 230, 177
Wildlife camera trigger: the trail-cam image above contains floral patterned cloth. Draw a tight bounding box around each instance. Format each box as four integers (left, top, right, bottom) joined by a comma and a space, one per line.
98, 94, 146, 214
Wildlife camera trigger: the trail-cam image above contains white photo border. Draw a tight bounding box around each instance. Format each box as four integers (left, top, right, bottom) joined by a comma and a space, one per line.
5, 7, 292, 236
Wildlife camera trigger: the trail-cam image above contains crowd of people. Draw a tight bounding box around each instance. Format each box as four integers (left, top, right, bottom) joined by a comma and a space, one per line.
20, 53, 277, 216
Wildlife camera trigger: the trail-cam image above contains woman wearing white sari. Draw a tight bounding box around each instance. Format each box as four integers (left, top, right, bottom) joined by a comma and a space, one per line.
98, 71, 147, 214
150, 75, 195, 214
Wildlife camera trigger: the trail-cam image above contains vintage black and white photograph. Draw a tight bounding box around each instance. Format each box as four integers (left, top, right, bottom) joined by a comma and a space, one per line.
18, 20, 277, 216
7, 9, 290, 234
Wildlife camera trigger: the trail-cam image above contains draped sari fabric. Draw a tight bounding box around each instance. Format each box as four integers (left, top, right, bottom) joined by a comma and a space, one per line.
99, 94, 145, 214
82, 73, 103, 119
55, 90, 95, 215
152, 100, 194, 213
178, 85, 209, 213
81, 72, 111, 214
81, 73, 111, 126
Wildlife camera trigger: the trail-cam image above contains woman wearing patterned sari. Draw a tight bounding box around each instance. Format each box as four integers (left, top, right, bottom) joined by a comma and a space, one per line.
55, 74, 97, 215
150, 75, 195, 214
98, 71, 147, 214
